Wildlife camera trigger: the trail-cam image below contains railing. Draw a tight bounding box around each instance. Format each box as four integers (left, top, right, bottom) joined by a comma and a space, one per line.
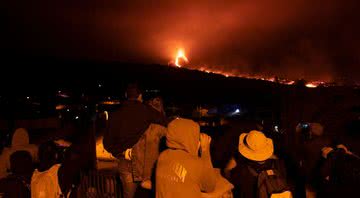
77, 170, 121, 198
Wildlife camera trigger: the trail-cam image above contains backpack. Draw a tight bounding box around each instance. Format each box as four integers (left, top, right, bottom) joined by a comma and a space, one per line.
31, 164, 66, 198
248, 160, 292, 198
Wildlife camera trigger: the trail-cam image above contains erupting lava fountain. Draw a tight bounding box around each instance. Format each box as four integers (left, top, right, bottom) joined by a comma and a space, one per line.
174, 49, 189, 67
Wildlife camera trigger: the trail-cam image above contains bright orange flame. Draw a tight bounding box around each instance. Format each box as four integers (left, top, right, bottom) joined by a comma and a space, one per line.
175, 49, 189, 67
286, 81, 295, 85
305, 83, 317, 88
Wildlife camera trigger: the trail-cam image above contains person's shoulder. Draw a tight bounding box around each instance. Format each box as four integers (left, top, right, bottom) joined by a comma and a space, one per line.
24, 144, 38, 152
0, 177, 7, 185
142, 103, 157, 111
121, 101, 152, 113
158, 149, 171, 160
149, 123, 167, 130
157, 150, 178, 167
0, 176, 23, 189
122, 100, 143, 106
159, 150, 196, 162
1, 147, 11, 154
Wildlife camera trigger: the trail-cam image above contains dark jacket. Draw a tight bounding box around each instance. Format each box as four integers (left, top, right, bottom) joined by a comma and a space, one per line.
300, 136, 332, 188
0, 150, 33, 198
319, 150, 360, 197
131, 124, 167, 181
230, 154, 286, 198
156, 120, 217, 198
103, 100, 167, 158
0, 175, 30, 198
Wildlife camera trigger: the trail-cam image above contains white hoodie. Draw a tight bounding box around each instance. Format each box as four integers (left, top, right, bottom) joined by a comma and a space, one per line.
0, 128, 38, 179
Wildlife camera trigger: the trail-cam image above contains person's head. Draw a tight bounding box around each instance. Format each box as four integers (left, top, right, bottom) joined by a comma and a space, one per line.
147, 96, 165, 114
219, 118, 229, 126
297, 122, 324, 139
309, 123, 324, 137
238, 130, 274, 162
322, 144, 353, 159
125, 83, 142, 102
296, 122, 311, 141
38, 141, 59, 170
166, 118, 201, 156
9, 150, 33, 175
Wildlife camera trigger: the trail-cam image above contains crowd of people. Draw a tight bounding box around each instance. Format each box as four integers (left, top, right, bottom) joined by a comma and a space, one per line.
0, 122, 93, 197
0, 83, 359, 198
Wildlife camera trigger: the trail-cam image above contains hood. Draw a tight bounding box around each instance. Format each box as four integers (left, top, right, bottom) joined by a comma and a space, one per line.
166, 118, 200, 156
11, 128, 30, 147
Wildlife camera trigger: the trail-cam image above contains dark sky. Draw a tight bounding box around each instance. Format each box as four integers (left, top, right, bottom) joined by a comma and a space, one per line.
2, 0, 360, 82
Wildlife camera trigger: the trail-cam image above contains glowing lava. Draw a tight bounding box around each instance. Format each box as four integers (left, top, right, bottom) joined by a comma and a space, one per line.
169, 49, 326, 88
175, 49, 189, 67
305, 81, 324, 88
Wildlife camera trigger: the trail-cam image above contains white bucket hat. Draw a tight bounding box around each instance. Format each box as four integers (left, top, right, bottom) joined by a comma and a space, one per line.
238, 130, 274, 161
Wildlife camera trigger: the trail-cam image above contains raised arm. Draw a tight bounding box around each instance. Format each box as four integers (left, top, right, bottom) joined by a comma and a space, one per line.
199, 133, 217, 192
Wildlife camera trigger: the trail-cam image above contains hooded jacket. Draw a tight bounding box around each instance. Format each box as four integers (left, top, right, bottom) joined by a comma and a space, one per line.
0, 128, 38, 179
156, 118, 216, 198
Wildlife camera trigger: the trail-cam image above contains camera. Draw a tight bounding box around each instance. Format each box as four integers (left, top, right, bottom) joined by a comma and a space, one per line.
300, 123, 310, 129
299, 122, 311, 140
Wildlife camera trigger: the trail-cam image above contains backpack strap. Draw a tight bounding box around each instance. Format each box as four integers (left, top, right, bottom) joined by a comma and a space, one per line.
247, 160, 276, 177
248, 165, 271, 198
270, 159, 279, 170
270, 159, 287, 179
247, 165, 259, 177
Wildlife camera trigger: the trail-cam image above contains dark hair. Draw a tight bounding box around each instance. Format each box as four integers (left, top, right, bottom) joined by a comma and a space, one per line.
10, 150, 33, 175
38, 141, 58, 167
126, 83, 141, 99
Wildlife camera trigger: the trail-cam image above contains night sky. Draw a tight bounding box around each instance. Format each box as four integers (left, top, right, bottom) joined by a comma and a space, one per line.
2, 0, 360, 82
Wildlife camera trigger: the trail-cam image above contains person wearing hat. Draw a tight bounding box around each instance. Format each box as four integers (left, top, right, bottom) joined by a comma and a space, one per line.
228, 130, 288, 198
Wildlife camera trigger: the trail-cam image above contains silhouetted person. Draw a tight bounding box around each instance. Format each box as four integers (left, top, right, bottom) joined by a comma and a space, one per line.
31, 127, 93, 198
319, 145, 360, 197
0, 128, 38, 179
146, 95, 166, 116
0, 150, 33, 198
298, 123, 332, 197
103, 84, 167, 198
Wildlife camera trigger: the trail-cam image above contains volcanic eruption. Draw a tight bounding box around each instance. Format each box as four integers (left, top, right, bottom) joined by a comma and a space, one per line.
174, 49, 189, 67
169, 48, 329, 88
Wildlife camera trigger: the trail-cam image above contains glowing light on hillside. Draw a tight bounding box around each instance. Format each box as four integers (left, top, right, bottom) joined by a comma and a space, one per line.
305, 83, 317, 88
175, 49, 189, 67
168, 49, 327, 88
